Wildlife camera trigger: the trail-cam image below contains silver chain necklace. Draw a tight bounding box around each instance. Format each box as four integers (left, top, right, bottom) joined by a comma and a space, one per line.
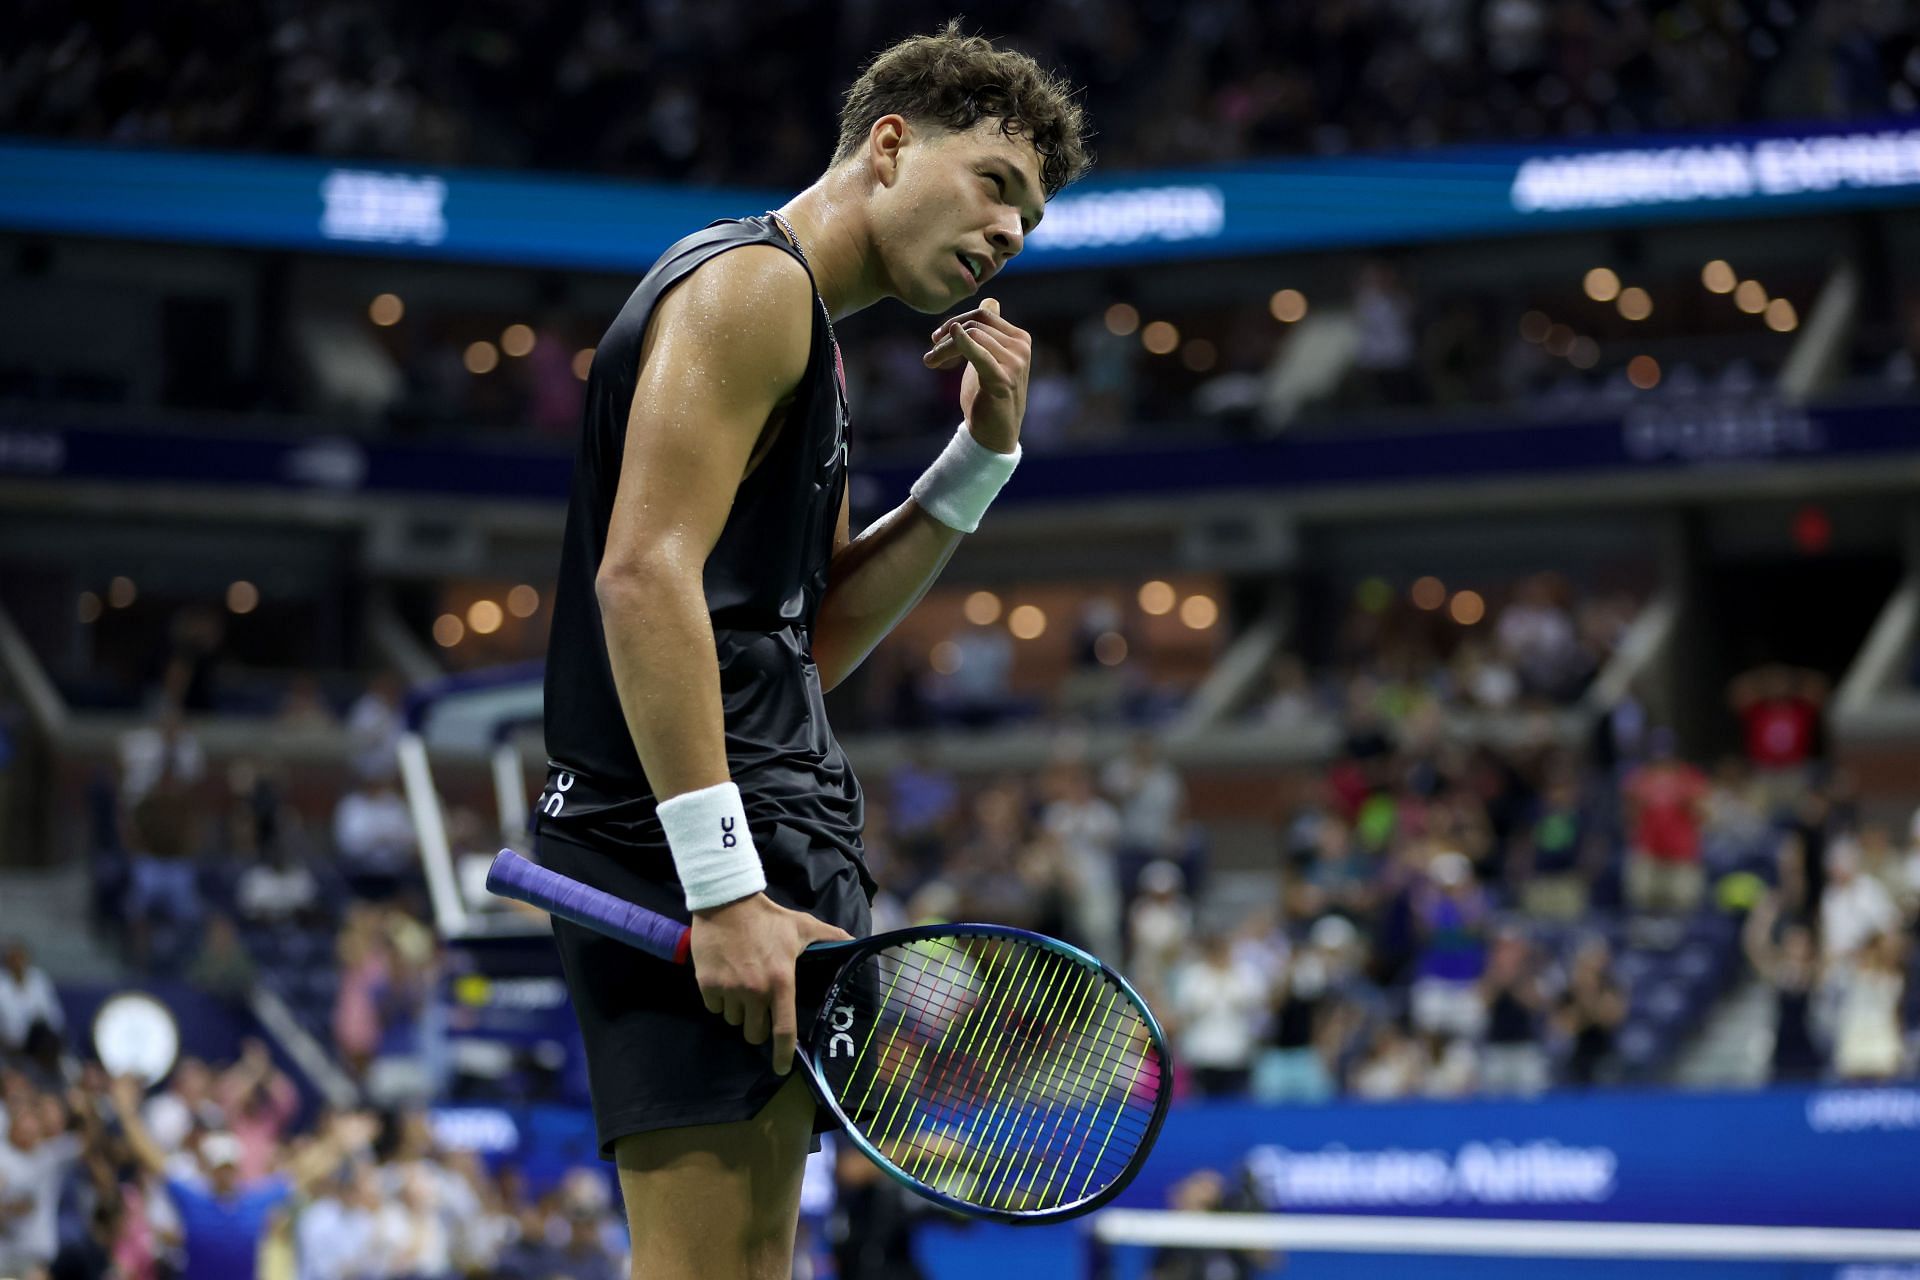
767, 209, 839, 357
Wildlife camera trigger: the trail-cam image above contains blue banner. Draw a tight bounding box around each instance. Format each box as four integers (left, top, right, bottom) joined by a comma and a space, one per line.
4, 397, 1915, 508
1124, 1088, 1920, 1229
915, 1088, 1920, 1280
427, 1088, 1920, 1279
3, 117, 1917, 272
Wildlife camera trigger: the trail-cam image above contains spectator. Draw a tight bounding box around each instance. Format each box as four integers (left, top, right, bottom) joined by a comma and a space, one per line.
344, 672, 406, 781
0, 943, 64, 1071
185, 915, 257, 1004
214, 1042, 298, 1185
1496, 573, 1586, 702
118, 709, 206, 806
123, 786, 206, 968
1040, 761, 1124, 962
926, 621, 1015, 727
1409, 852, 1490, 1041
1821, 839, 1900, 964
1256, 653, 1319, 727
1253, 915, 1362, 1104
1126, 860, 1194, 1006
1621, 728, 1709, 919
1905, 807, 1920, 912
1555, 939, 1627, 1086
1830, 931, 1909, 1083
1508, 766, 1600, 922
1102, 733, 1188, 861
159, 607, 228, 714
1742, 894, 1823, 1084
1854, 823, 1914, 920
885, 746, 960, 870
1349, 1020, 1424, 1100
1286, 814, 1375, 928
332, 906, 392, 1082
1346, 261, 1419, 405
111, 1076, 365, 1280
1478, 931, 1550, 1097
1144, 1169, 1264, 1280
332, 763, 417, 900
1170, 933, 1266, 1099
235, 840, 320, 926
1701, 757, 1773, 865
0, 1082, 80, 1280
294, 1162, 382, 1280
1728, 663, 1828, 811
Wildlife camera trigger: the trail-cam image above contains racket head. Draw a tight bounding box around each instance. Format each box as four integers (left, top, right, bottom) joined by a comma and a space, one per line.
796, 922, 1170, 1224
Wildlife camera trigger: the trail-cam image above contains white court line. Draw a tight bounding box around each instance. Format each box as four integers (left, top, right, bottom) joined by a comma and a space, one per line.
1092, 1211, 1920, 1261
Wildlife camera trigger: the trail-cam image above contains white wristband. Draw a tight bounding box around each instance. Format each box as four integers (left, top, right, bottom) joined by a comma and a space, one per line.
656, 781, 766, 912
909, 424, 1021, 533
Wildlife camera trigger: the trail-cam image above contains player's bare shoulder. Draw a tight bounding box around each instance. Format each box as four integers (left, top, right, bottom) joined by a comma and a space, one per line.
640, 242, 816, 407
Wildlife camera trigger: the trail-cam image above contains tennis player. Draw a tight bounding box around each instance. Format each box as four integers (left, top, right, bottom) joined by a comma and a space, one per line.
533, 22, 1090, 1277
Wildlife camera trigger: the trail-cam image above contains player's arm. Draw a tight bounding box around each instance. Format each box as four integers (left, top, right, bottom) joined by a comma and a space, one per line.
596, 245, 849, 1072
811, 298, 1029, 690
811, 482, 964, 692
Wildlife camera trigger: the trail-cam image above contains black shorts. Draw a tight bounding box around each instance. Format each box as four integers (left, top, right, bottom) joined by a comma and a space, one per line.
536, 820, 873, 1159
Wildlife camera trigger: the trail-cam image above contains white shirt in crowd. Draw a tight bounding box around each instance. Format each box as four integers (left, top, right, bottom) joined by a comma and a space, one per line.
117, 723, 207, 804
237, 863, 320, 920
333, 786, 417, 869
1101, 755, 1186, 854
0, 1131, 80, 1267
1822, 873, 1899, 962
1042, 795, 1124, 958
1171, 956, 1265, 1071
296, 1195, 379, 1280
0, 965, 63, 1051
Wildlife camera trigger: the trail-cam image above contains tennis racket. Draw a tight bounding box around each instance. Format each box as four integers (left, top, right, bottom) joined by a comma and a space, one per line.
485, 848, 1170, 1224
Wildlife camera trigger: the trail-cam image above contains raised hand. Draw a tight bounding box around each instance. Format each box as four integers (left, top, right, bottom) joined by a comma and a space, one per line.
922, 298, 1031, 455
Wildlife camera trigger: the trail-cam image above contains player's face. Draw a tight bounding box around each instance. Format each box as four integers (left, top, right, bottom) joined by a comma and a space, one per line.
877, 118, 1046, 313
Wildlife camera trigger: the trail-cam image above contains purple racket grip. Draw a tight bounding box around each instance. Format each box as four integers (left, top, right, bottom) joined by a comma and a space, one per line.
486, 849, 692, 964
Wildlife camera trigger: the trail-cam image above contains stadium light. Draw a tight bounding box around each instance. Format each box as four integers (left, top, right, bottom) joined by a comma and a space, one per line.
501, 324, 536, 357
369, 293, 405, 326
1583, 267, 1620, 302
464, 341, 500, 374
964, 590, 1002, 625
1617, 287, 1653, 321
1269, 289, 1307, 323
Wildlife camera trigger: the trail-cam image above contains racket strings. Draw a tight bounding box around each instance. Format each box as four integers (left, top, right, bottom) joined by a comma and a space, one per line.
822, 933, 1164, 1213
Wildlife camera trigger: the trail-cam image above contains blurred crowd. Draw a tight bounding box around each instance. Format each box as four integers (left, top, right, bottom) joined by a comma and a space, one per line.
1256, 572, 1644, 732
4, 0, 1913, 184
853, 659, 1916, 1104
0, 1043, 631, 1280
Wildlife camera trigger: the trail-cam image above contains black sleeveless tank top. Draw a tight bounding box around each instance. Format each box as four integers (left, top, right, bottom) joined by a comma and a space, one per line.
539, 216, 866, 882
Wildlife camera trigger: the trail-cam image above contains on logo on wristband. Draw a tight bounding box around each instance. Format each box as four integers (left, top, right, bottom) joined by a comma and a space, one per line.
721, 817, 737, 848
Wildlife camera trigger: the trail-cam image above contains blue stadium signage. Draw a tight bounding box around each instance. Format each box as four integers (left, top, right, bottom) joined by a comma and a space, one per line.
2, 118, 1918, 271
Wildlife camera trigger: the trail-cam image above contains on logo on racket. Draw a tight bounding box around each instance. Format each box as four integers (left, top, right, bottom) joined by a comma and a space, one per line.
828, 1003, 856, 1057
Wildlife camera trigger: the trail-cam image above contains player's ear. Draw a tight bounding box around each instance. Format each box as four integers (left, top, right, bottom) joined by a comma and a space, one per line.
868, 114, 909, 188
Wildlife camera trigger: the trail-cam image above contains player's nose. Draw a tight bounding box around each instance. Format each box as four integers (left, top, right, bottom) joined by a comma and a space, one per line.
986, 217, 1022, 265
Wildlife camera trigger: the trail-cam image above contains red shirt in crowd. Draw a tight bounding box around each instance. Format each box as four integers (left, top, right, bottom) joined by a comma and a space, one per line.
1622, 761, 1709, 862
1740, 696, 1820, 770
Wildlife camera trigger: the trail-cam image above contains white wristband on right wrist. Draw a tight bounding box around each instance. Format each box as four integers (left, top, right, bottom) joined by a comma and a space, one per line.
656, 781, 766, 913
909, 423, 1021, 533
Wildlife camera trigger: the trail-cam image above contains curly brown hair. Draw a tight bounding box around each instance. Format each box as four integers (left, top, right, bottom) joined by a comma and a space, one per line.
834, 19, 1093, 199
